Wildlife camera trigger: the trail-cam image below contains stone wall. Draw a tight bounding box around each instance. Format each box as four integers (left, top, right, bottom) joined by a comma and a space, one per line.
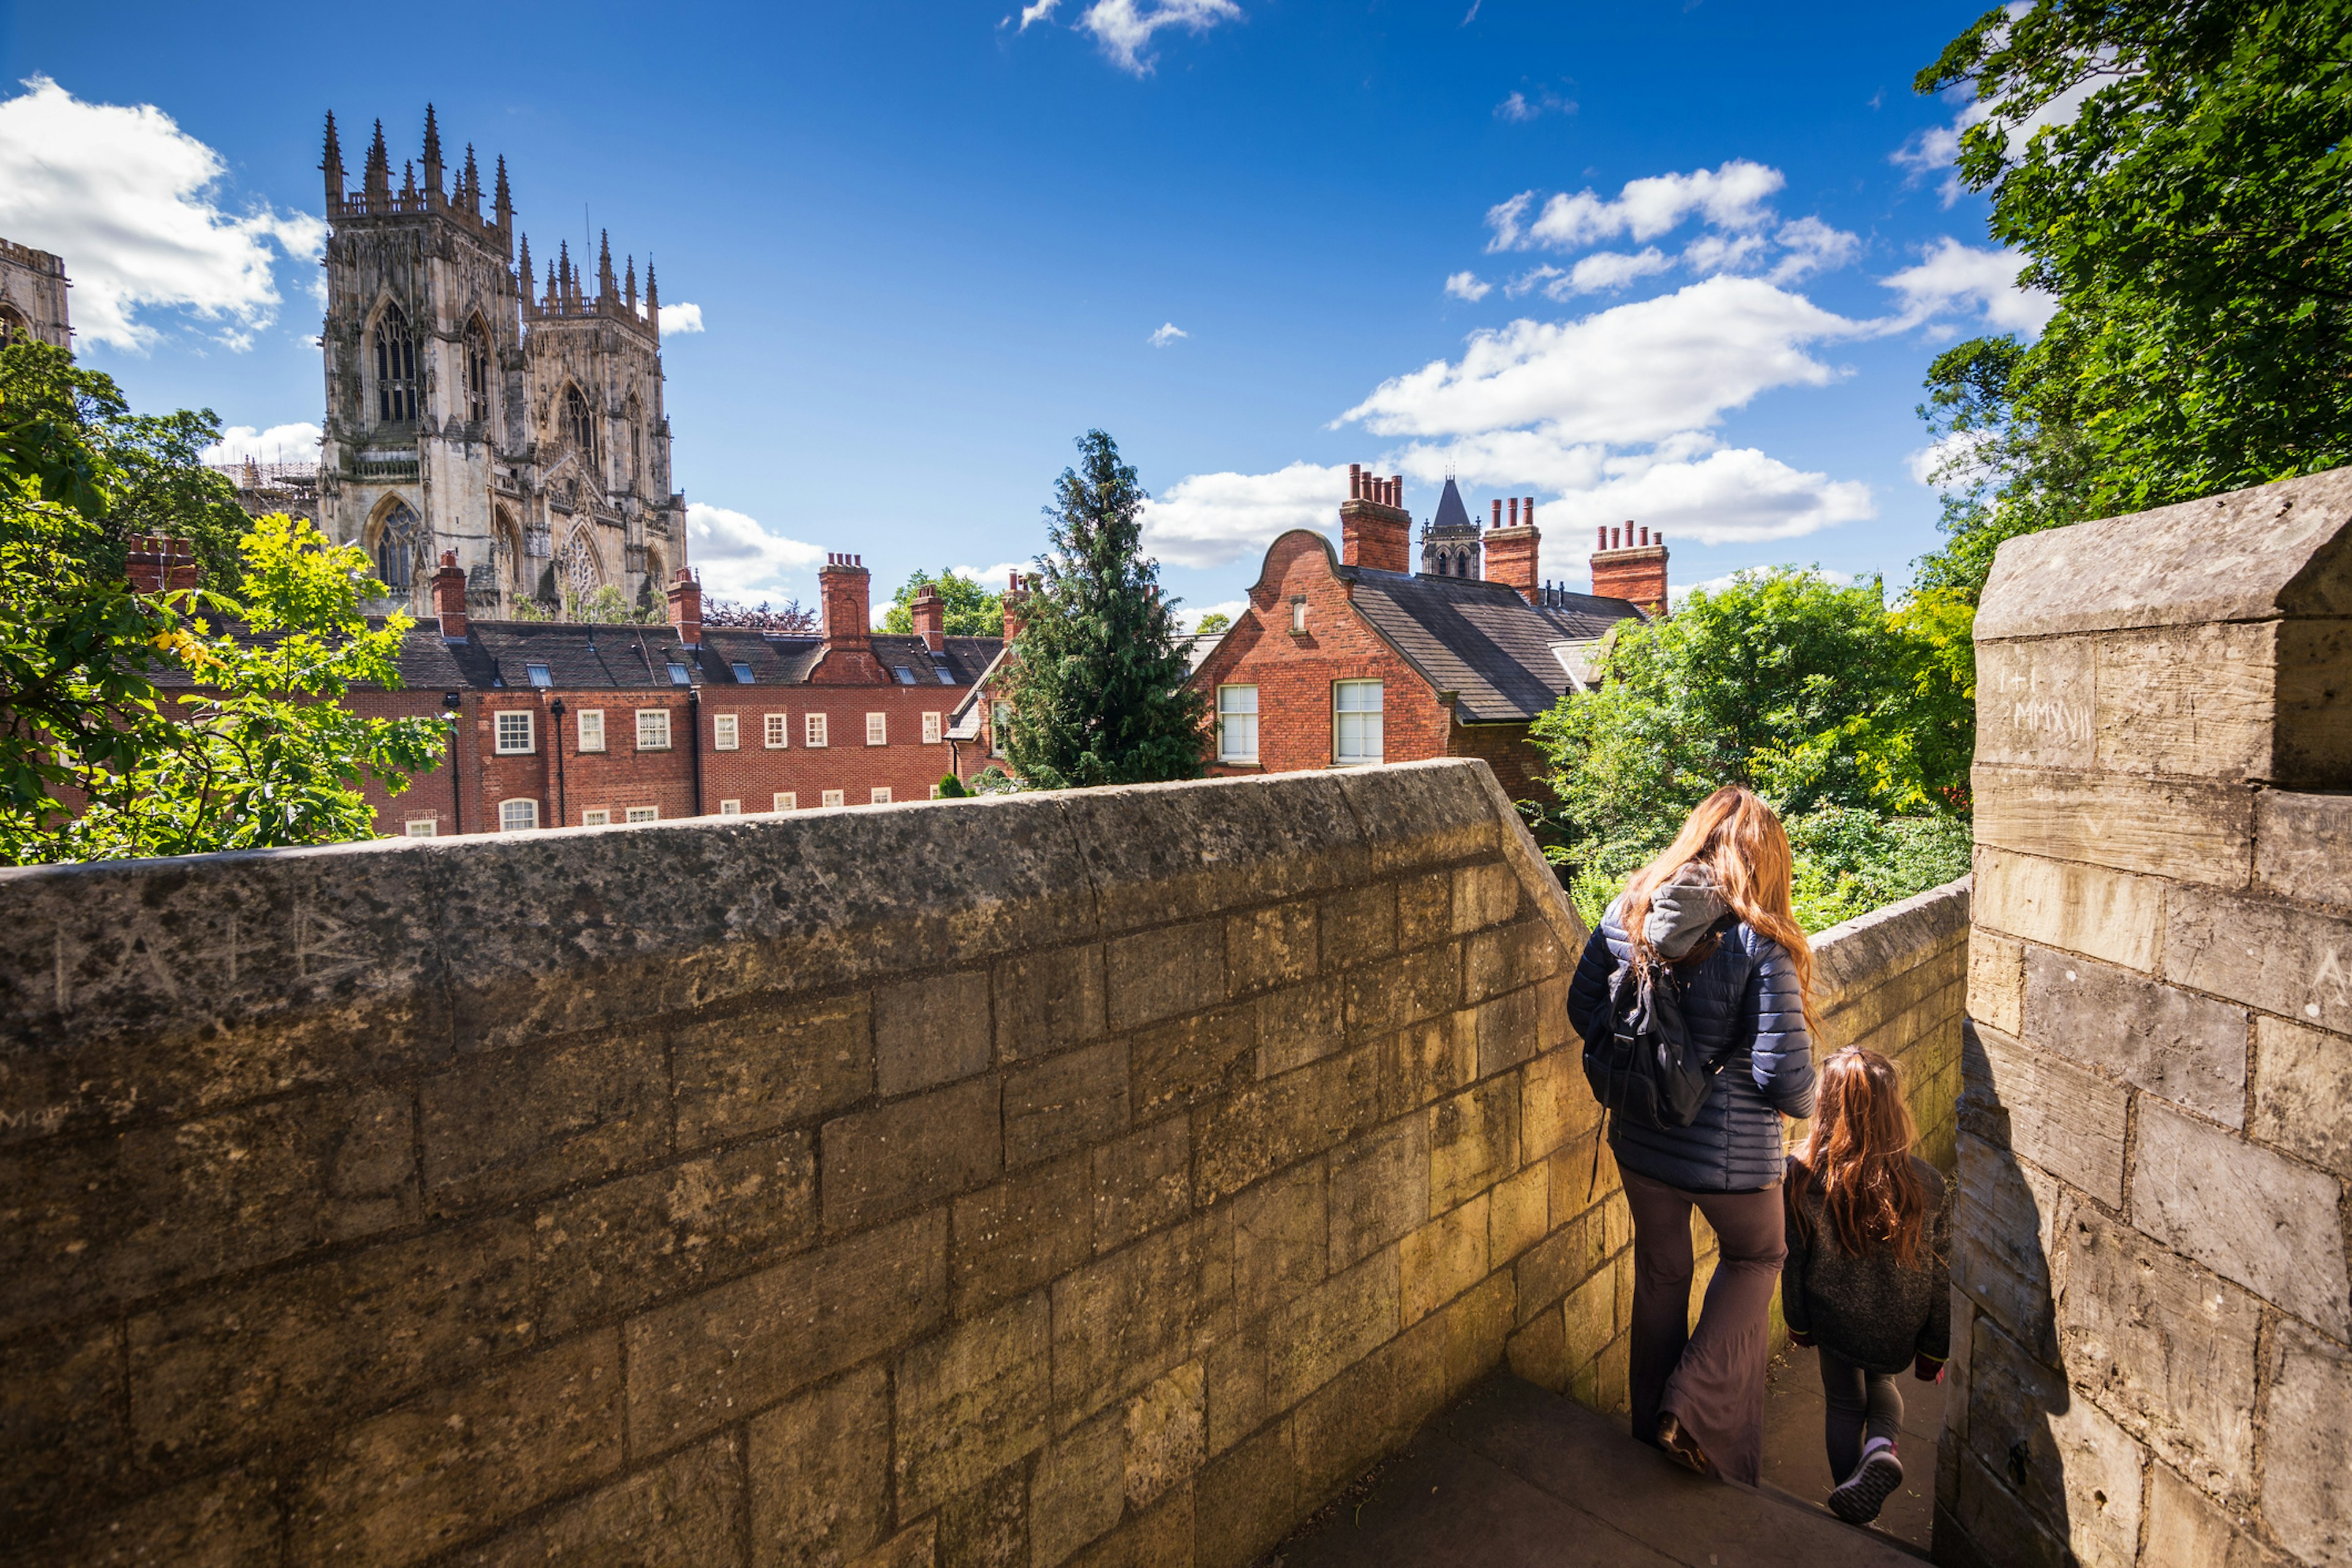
1805, 879, 1970, 1169
1945, 468, 2352, 1567
0, 757, 1977, 1568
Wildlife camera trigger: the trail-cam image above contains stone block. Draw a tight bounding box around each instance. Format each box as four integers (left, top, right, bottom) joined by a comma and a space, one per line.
1535, 971, 1572, 1052
2255, 789, 2352, 910
1972, 764, 2252, 887
2131, 1099, 2350, 1337
290, 1332, 624, 1568
1972, 848, 2163, 973
894, 1293, 1052, 1515
1969, 1023, 2128, 1208
951, 1153, 1093, 1316
1193, 1417, 1300, 1568
2022, 948, 2248, 1122
1463, 920, 1561, 1005
1396, 870, 1452, 949
1130, 1003, 1256, 1119
1560, 1262, 1615, 1365
467, 1434, 740, 1568
627, 1212, 946, 1452
420, 1030, 662, 1214
1005, 1042, 1130, 1169
1091, 1116, 1192, 1254
1265, 1248, 1400, 1410
1428, 1077, 1520, 1215
1319, 882, 1396, 970
850, 1521, 937, 1568
1256, 974, 1344, 1078
1232, 1157, 1327, 1320
1203, 1316, 1270, 1456
4, 1317, 125, 1541
1513, 1205, 1605, 1327
1065, 1485, 1193, 1568
937, 1462, 1028, 1568
1487, 1159, 1548, 1265
1051, 1212, 1234, 1430
1192, 1044, 1382, 1207
1967, 931, 2024, 1037
2062, 1204, 2258, 1497
1474, 985, 1539, 1079
1400, 1194, 1487, 1326
1332, 763, 1499, 876
1289, 1311, 1446, 1500
2166, 883, 2352, 1036
1452, 860, 1522, 936
1029, 1411, 1123, 1568
876, 970, 993, 1095
671, 995, 873, 1151
1344, 941, 1461, 1037
1226, 900, 1317, 995
2091, 620, 2285, 780
1106, 921, 1226, 1031
994, 943, 1106, 1063
1974, 636, 2095, 771
2258, 1317, 2352, 1568
2143, 1464, 2277, 1568
1952, 1132, 2060, 1360
1962, 1315, 2144, 1562
2252, 1014, 2352, 1178
1325, 1114, 1428, 1270
1379, 1009, 1478, 1117
1123, 1360, 1205, 1511
1948, 1448, 2070, 1568
821, 1077, 1001, 1233
1520, 1046, 1597, 1164
1506, 1302, 1567, 1392
747, 1364, 891, 1568
1065, 769, 1368, 930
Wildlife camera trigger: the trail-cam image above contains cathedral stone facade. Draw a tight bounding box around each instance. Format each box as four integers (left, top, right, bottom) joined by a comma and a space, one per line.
318, 107, 686, 619
0, 236, 72, 351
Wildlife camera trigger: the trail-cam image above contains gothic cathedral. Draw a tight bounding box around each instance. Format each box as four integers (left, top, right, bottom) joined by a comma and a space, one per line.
318, 107, 685, 618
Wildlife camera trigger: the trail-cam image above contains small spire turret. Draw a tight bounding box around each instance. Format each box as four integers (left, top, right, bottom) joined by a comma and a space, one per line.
401, 159, 417, 200
516, 233, 533, 300
597, 230, 614, 302
646, 257, 660, 339
545, 255, 560, 312
625, 256, 638, 313
322, 110, 345, 208
364, 118, 391, 200
421, 104, 444, 198
461, 143, 481, 216
493, 154, 513, 230
557, 240, 574, 309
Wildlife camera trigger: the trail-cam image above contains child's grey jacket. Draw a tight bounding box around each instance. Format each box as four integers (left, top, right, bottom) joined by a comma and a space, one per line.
1782, 1154, 1954, 1376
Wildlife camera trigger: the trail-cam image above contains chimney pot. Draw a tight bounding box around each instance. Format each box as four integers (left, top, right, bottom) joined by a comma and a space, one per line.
1491, 499, 1502, 529
1508, 497, 1519, 528
1349, 463, 1362, 500
432, 549, 469, 639
1525, 497, 1535, 527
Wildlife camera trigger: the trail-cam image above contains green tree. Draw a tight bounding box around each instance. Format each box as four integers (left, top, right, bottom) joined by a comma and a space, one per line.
998, 431, 1208, 790
880, 569, 1005, 637
1914, 0, 2352, 592
0, 342, 255, 592
1193, 611, 1231, 635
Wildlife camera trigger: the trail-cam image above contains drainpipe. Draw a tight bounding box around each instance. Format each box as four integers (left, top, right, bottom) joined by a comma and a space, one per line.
443, 692, 464, 835
687, 687, 704, 816
549, 698, 569, 827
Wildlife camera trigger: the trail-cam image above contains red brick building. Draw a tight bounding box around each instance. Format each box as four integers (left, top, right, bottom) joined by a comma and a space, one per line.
1184, 467, 1665, 801
166, 550, 1008, 836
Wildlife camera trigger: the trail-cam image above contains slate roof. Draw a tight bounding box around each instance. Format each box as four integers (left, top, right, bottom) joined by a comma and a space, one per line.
1428, 477, 1476, 534
1343, 567, 1644, 723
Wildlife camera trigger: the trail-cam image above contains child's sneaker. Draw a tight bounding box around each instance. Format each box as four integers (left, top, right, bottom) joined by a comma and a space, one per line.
1828, 1437, 1903, 1523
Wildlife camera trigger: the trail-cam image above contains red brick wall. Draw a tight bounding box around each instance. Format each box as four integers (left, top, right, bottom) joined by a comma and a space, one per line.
1188, 530, 1450, 777
1447, 718, 1548, 804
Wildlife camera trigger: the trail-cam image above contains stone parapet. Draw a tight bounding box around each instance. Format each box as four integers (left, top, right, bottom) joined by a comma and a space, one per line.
1945, 467, 2352, 1568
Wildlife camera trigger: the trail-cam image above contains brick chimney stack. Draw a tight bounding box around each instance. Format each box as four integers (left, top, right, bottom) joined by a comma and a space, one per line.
820, 553, 871, 655
1003, 573, 1032, 642
432, 551, 469, 640
1340, 462, 1412, 573
1483, 495, 1540, 605
666, 567, 703, 647
126, 535, 200, 595
1590, 521, 1670, 616
910, 585, 947, 651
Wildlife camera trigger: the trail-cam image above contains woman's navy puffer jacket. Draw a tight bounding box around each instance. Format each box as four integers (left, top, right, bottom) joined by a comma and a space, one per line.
1566, 898, 1817, 1193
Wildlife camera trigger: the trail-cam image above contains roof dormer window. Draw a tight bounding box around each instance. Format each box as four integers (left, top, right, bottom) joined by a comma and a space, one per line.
668, 662, 690, 685
525, 662, 552, 688
731, 661, 755, 683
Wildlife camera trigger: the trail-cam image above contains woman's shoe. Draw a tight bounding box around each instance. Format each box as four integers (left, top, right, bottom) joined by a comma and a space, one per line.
1656, 1412, 1710, 1476
1828, 1438, 1904, 1523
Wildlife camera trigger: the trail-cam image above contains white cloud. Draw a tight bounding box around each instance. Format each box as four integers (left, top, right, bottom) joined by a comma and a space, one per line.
952, 562, 1035, 592
1503, 264, 1564, 299
1340, 276, 1863, 445
1137, 460, 1346, 570
1014, 0, 1061, 29
1672, 564, 1859, 605
658, 301, 704, 334
1444, 271, 1493, 302
684, 502, 826, 600
1494, 89, 1572, 124
1182, 598, 1246, 632
1906, 428, 1996, 489
202, 421, 323, 466
1547, 442, 1875, 547
1561, 248, 1670, 295
0, 75, 325, 352
1894, 70, 2104, 206
1077, 0, 1241, 74
1149, 321, 1188, 347
1882, 238, 2056, 334
1490, 160, 1786, 254
1765, 217, 1861, 284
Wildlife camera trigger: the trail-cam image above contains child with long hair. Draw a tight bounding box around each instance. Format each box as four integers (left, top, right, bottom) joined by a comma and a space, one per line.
1782, 1048, 1953, 1525
1567, 784, 1818, 1484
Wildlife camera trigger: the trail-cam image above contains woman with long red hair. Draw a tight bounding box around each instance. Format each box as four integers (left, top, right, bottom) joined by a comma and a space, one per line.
1783, 1048, 1952, 1524
1567, 785, 1819, 1485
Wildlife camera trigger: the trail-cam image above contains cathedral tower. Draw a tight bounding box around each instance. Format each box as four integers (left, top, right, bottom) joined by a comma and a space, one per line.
1418, 476, 1480, 578
318, 107, 685, 617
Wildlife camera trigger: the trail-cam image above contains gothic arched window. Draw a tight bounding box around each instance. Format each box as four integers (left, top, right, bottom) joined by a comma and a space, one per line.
564, 385, 597, 459
464, 320, 492, 425
373, 500, 423, 592
374, 304, 418, 423
624, 396, 643, 489
561, 531, 598, 598
0, 306, 26, 347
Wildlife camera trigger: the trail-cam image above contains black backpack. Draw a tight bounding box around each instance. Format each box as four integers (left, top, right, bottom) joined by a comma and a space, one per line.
1579, 915, 1738, 1133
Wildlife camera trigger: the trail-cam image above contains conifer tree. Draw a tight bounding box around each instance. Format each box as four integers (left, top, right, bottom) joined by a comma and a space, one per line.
1000, 431, 1208, 790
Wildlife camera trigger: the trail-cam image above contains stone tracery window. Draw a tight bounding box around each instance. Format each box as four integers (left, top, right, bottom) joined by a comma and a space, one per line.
564, 385, 597, 461
373, 499, 424, 594
374, 303, 418, 423
562, 531, 598, 598
464, 320, 492, 424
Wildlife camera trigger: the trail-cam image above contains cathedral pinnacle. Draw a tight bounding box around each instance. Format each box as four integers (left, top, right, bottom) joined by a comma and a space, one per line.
365, 118, 390, 200
461, 143, 481, 216
597, 230, 614, 302
545, 255, 560, 312
421, 104, 444, 198
322, 110, 344, 206
517, 234, 533, 293
625, 256, 638, 312
401, 159, 417, 200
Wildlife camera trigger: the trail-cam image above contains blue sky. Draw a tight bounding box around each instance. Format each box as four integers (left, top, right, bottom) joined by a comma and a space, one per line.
1, 1, 2037, 624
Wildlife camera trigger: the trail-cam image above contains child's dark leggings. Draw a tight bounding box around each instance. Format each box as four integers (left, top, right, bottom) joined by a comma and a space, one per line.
1817, 1346, 1903, 1479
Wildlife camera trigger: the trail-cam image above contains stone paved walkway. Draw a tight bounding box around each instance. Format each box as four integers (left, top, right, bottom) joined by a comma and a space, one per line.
1758, 1343, 1948, 1555
1267, 1375, 1929, 1567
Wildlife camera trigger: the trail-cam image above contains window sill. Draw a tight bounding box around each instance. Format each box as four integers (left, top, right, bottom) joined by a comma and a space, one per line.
636, 745, 673, 753
1218, 758, 1263, 769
